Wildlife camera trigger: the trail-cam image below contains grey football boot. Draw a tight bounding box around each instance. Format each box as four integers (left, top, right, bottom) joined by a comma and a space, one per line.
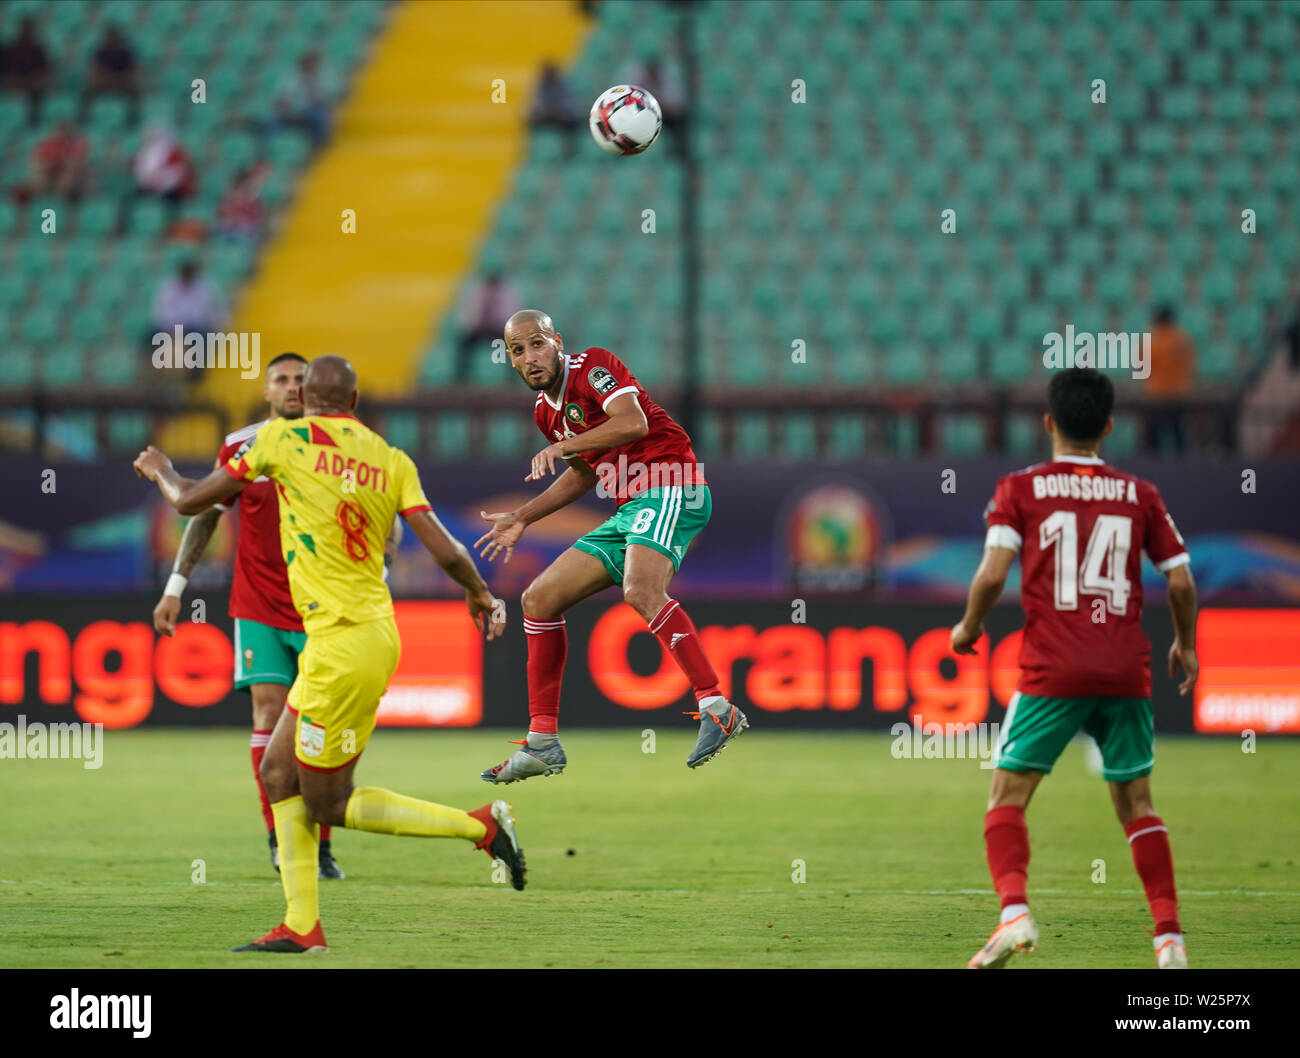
686, 699, 749, 768
481, 738, 567, 784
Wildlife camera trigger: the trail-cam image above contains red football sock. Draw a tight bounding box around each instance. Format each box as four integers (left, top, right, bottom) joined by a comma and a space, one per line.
984, 805, 1030, 908
523, 616, 566, 734
250, 730, 275, 834
1125, 815, 1180, 935
648, 600, 721, 702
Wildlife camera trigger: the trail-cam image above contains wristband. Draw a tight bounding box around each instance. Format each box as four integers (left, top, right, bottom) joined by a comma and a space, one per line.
164, 573, 188, 598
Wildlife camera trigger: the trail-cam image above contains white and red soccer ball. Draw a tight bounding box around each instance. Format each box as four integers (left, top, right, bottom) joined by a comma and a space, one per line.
588, 84, 662, 156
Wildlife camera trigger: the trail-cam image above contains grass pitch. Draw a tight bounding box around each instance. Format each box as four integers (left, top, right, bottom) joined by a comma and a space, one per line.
1, 729, 1296, 968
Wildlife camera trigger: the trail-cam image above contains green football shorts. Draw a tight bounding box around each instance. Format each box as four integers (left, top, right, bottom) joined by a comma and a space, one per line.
233, 618, 308, 691
573, 484, 712, 584
995, 693, 1155, 783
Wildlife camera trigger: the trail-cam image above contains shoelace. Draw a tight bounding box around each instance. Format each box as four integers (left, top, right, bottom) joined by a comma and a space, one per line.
683, 708, 735, 734
487, 740, 529, 776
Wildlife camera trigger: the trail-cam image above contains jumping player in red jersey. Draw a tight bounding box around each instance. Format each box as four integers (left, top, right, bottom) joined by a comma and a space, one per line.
474, 309, 748, 780
153, 353, 395, 879
952, 368, 1198, 969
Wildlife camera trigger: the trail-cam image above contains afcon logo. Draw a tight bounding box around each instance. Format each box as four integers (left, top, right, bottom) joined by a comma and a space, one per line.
782, 483, 882, 591
564, 403, 587, 427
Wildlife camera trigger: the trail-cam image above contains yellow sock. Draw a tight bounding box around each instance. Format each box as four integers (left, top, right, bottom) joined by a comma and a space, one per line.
344, 786, 486, 842
271, 795, 319, 935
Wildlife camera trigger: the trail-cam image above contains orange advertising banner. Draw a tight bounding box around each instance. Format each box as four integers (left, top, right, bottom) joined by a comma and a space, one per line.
1194, 609, 1300, 733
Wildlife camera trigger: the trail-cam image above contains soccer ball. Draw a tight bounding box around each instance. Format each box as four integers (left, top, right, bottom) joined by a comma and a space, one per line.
588, 84, 662, 156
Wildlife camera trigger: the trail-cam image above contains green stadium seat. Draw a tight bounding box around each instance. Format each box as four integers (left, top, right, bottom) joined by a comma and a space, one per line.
383, 411, 420, 454
432, 411, 470, 458
827, 415, 866, 460
938, 344, 980, 385
733, 413, 770, 459
940, 414, 984, 457
777, 414, 818, 461
42, 347, 84, 388
0, 346, 37, 388
106, 410, 150, 452
90, 345, 139, 387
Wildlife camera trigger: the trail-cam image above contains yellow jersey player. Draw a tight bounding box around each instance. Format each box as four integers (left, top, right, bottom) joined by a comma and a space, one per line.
133, 355, 524, 954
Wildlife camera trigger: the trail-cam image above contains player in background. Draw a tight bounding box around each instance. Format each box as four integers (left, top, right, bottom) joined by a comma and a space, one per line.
153, 352, 392, 880
475, 309, 747, 782
134, 356, 522, 953
951, 368, 1197, 969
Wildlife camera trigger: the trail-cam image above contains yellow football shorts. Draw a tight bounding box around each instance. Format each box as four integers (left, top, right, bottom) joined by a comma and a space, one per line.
287, 616, 401, 771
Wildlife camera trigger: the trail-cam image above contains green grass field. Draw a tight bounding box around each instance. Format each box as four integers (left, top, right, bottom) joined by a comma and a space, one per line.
2, 729, 1296, 968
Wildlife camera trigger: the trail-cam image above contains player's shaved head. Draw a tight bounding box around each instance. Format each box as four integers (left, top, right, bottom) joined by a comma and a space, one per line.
504, 309, 555, 340
303, 355, 358, 414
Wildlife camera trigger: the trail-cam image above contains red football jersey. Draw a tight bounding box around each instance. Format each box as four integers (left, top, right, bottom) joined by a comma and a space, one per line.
216, 420, 303, 632
984, 455, 1189, 698
533, 347, 706, 506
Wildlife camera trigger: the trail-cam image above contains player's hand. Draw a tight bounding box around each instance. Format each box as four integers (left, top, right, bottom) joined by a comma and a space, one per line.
468, 590, 506, 641
475, 510, 525, 564
133, 445, 173, 482
526, 443, 567, 482
951, 620, 983, 655
153, 594, 180, 637
1168, 640, 1198, 696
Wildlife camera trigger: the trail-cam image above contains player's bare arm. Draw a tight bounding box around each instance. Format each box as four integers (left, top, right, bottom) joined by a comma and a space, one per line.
152, 456, 224, 637
134, 445, 247, 515
476, 460, 600, 564
526, 392, 649, 481
384, 514, 402, 575
952, 545, 1017, 654
404, 508, 505, 641
1164, 563, 1198, 696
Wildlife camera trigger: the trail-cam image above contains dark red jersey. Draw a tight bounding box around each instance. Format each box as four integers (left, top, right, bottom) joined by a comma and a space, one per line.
533, 347, 705, 506
216, 419, 303, 632
984, 455, 1189, 698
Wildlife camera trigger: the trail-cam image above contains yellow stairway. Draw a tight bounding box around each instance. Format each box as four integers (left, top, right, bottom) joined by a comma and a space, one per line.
171, 0, 590, 454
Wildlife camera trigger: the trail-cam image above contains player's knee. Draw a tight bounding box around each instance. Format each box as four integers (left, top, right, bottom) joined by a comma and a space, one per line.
302, 791, 347, 827
621, 580, 659, 621
520, 582, 554, 621
260, 755, 293, 802
1114, 793, 1154, 825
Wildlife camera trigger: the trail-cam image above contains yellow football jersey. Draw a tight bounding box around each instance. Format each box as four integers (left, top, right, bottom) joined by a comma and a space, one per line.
225, 414, 431, 634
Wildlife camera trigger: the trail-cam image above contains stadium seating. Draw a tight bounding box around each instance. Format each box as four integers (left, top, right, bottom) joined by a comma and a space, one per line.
418, 0, 1297, 456
0, 0, 386, 450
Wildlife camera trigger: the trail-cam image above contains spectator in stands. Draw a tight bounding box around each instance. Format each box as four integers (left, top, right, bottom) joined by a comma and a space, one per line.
456, 273, 521, 381
85, 24, 140, 116
628, 55, 687, 144
29, 119, 91, 199
151, 258, 224, 342
1, 17, 53, 114
214, 162, 270, 241
133, 121, 196, 204
273, 51, 330, 149
530, 62, 582, 149
1145, 305, 1196, 454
